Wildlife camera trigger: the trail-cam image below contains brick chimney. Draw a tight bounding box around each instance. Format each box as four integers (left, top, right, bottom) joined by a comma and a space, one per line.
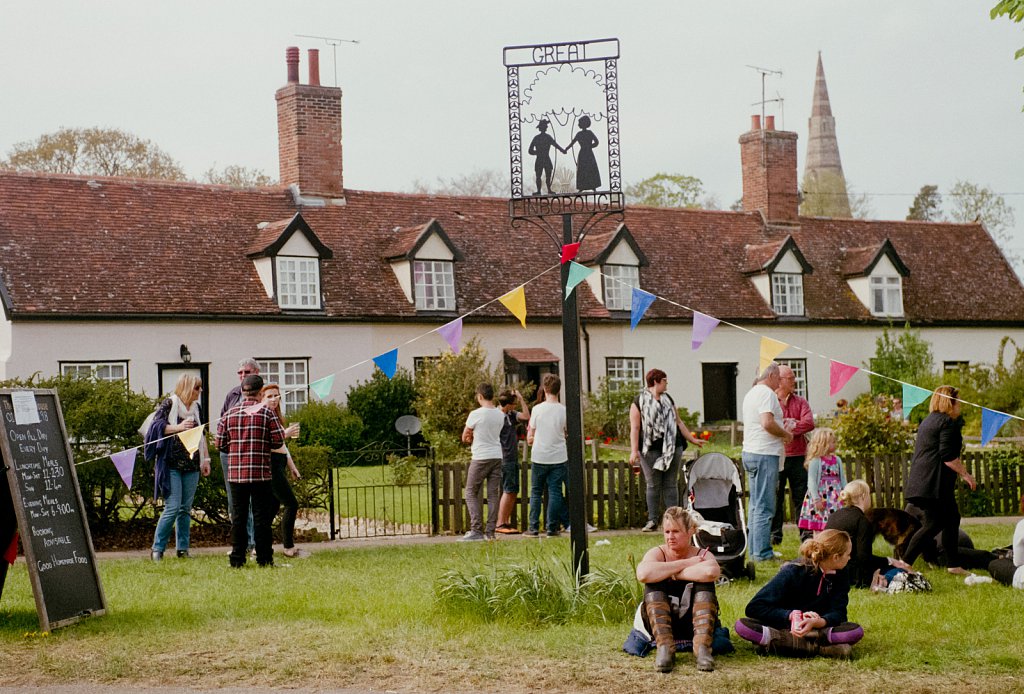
739, 115, 799, 222
276, 47, 343, 198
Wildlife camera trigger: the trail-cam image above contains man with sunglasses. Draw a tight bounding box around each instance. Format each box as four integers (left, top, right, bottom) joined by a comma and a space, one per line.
219, 358, 260, 552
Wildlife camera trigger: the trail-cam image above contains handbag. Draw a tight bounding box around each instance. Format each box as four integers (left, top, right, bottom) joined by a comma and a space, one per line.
138, 409, 157, 438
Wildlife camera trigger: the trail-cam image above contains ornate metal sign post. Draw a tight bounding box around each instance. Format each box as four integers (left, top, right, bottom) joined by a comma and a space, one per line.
504, 38, 624, 580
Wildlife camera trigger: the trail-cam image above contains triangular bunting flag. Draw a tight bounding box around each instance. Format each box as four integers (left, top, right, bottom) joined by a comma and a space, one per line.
829, 360, 860, 396
244, 402, 264, 415
437, 318, 463, 354
309, 374, 335, 401
177, 423, 206, 456
759, 337, 789, 373
630, 288, 656, 330
110, 448, 137, 489
565, 261, 594, 299
560, 242, 580, 264
691, 311, 720, 351
902, 384, 931, 420
981, 408, 1012, 446
373, 349, 399, 379
499, 286, 528, 328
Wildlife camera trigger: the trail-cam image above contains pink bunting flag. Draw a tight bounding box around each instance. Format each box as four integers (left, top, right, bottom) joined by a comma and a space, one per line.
560, 242, 580, 264
437, 317, 462, 354
829, 360, 860, 396
110, 448, 137, 489
691, 311, 720, 351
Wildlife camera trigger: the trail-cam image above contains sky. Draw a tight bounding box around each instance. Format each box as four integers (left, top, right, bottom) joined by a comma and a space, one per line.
2, 1, 1022, 260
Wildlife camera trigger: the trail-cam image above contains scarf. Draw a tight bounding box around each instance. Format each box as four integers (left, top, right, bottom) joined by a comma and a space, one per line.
639, 388, 676, 471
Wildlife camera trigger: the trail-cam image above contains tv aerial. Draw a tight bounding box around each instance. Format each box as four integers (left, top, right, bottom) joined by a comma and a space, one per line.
295, 34, 360, 87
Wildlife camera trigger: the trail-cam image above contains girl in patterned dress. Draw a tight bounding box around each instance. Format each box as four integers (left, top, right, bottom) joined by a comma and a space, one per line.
798, 428, 847, 536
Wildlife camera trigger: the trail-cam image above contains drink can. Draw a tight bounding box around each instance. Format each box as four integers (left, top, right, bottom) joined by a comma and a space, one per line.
790, 611, 803, 631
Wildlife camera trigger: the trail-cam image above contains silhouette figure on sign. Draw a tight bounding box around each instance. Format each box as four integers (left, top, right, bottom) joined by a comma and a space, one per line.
528, 119, 562, 196
566, 115, 601, 192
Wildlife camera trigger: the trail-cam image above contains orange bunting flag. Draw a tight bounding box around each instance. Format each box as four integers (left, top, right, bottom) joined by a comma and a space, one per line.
177, 423, 206, 456
759, 337, 789, 373
499, 285, 528, 328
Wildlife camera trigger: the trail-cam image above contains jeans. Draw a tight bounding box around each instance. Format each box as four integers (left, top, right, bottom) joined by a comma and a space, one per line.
528, 462, 567, 533
772, 455, 808, 543
222, 453, 254, 548
229, 480, 276, 567
152, 468, 200, 553
465, 458, 502, 534
639, 447, 682, 524
270, 453, 298, 549
742, 452, 779, 561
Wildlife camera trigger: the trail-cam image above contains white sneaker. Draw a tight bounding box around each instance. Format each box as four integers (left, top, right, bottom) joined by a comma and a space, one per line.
458, 531, 486, 542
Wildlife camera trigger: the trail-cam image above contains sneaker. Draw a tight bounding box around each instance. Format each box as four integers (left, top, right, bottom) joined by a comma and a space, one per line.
641, 520, 658, 532
458, 530, 486, 542
283, 547, 301, 558
524, 529, 540, 537
495, 524, 521, 534
546, 530, 561, 537
485, 533, 496, 541
175, 550, 191, 559
151, 550, 163, 561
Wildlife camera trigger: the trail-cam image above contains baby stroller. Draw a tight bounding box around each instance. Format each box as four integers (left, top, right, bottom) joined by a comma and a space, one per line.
685, 452, 756, 581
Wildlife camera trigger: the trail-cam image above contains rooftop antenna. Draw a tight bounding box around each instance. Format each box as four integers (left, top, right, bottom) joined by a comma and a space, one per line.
746, 64, 782, 165
750, 91, 786, 131
295, 34, 360, 87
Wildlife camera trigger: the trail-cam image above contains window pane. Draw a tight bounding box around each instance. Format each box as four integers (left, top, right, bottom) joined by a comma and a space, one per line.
606, 357, 643, 391
60, 362, 128, 383
772, 273, 804, 315
257, 359, 309, 414
604, 265, 639, 310
277, 257, 320, 309
413, 260, 455, 311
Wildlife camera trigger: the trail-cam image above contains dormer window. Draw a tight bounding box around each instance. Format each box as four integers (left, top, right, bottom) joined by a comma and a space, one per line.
385, 219, 464, 313
604, 264, 640, 310
247, 213, 332, 312
413, 260, 455, 310
771, 273, 804, 315
870, 274, 903, 317
579, 223, 648, 312
276, 257, 321, 309
841, 239, 908, 319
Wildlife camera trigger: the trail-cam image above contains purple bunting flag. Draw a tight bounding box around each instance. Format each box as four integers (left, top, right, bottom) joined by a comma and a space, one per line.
691, 311, 720, 350
110, 448, 137, 489
437, 317, 463, 354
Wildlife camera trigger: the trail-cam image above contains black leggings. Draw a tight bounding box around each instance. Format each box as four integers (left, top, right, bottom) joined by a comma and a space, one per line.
903, 497, 962, 569
270, 452, 298, 549
988, 558, 1019, 586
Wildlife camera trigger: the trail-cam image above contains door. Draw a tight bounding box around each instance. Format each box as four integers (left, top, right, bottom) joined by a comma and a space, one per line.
701, 362, 737, 423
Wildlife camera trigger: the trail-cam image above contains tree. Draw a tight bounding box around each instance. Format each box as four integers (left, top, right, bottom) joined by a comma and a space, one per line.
203, 164, 274, 187
867, 324, 938, 399
947, 180, 1016, 240
906, 184, 943, 221
2, 127, 186, 180
346, 368, 419, 450
411, 168, 507, 197
800, 170, 851, 217
623, 173, 715, 209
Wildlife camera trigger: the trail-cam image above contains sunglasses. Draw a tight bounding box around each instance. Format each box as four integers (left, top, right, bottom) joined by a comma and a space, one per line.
238, 369, 255, 375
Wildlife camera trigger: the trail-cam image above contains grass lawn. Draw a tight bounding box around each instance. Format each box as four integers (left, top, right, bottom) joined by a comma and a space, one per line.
0, 523, 1021, 693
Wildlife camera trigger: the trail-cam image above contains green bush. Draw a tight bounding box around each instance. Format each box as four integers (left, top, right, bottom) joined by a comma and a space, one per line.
346, 368, 419, 450
582, 377, 634, 442
833, 395, 913, 459
868, 323, 939, 398
289, 443, 333, 511
387, 453, 424, 486
291, 400, 364, 465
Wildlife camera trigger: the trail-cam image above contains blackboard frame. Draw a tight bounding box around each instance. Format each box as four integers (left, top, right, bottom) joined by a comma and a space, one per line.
0, 388, 106, 631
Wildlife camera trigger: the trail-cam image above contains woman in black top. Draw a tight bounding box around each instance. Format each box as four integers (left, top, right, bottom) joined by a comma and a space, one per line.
826, 480, 911, 588
901, 386, 976, 574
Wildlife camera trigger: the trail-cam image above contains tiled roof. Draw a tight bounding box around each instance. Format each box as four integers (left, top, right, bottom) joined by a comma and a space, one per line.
742, 239, 788, 274
504, 348, 560, 364
1, 170, 1022, 325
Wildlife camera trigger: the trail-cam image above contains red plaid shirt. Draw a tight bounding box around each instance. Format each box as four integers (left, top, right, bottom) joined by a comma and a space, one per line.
215, 398, 285, 483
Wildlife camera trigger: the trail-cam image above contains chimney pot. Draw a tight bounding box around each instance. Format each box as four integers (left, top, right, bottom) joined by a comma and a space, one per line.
751, 115, 761, 131
286, 46, 300, 83
308, 49, 320, 86
765, 115, 775, 131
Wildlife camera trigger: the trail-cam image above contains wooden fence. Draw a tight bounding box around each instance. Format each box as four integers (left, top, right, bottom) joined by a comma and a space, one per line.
431, 442, 1024, 534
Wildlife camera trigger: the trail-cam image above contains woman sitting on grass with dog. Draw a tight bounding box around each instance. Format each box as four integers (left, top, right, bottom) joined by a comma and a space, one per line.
735, 529, 863, 658
826, 480, 912, 588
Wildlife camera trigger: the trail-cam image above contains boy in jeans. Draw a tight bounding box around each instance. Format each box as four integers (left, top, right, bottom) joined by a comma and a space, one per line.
526, 374, 568, 537
459, 383, 506, 541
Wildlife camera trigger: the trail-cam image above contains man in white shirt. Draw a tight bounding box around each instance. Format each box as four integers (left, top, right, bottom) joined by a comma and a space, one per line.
460, 383, 506, 541
526, 374, 568, 537
741, 363, 793, 562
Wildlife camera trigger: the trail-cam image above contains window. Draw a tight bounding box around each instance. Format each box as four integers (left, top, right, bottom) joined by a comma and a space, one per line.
276, 257, 321, 309
775, 358, 807, 399
257, 359, 309, 414
413, 260, 456, 311
604, 265, 639, 310
771, 273, 804, 316
60, 361, 128, 383
869, 275, 903, 317
944, 361, 970, 373
413, 356, 440, 378
606, 357, 644, 392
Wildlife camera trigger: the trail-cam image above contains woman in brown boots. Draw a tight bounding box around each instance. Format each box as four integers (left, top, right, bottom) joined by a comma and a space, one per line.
635, 507, 721, 673
735, 529, 864, 658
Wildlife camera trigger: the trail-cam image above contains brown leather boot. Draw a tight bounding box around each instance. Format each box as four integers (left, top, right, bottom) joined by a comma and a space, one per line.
764, 625, 818, 657
818, 643, 852, 659
644, 591, 675, 673
691, 588, 718, 672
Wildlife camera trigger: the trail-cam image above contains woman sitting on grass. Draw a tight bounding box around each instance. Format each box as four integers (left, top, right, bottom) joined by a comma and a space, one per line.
735, 529, 863, 658
634, 507, 721, 673
826, 480, 911, 588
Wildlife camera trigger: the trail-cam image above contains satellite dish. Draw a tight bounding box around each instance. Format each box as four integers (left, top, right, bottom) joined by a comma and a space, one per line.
395, 415, 422, 436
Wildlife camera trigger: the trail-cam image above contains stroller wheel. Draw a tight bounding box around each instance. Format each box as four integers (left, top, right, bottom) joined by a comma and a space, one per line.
745, 562, 756, 581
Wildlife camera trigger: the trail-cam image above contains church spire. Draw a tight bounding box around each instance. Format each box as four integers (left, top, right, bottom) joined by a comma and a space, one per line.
802, 52, 851, 217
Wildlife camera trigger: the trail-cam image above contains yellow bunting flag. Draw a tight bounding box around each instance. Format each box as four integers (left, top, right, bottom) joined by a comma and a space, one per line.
759, 337, 789, 373
177, 423, 206, 456
499, 285, 528, 328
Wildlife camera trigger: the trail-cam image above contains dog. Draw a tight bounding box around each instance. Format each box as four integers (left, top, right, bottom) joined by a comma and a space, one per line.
866, 508, 921, 560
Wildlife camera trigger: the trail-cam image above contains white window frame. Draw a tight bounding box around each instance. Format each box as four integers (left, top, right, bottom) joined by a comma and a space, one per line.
771, 273, 804, 316
413, 260, 456, 311
603, 264, 640, 311
775, 358, 808, 399
276, 256, 321, 309
60, 361, 128, 383
605, 357, 644, 392
869, 275, 903, 317
257, 359, 309, 414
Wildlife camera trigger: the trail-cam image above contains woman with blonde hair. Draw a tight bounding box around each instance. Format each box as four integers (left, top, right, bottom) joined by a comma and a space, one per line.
148, 373, 210, 560
261, 384, 302, 557
902, 386, 976, 575
826, 480, 911, 587
735, 529, 863, 658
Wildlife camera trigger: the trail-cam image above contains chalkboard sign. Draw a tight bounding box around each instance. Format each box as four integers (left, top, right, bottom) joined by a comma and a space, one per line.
0, 389, 106, 631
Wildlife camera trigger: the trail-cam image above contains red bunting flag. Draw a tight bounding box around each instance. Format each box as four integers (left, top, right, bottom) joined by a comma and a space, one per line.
560, 243, 580, 264
829, 360, 860, 396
